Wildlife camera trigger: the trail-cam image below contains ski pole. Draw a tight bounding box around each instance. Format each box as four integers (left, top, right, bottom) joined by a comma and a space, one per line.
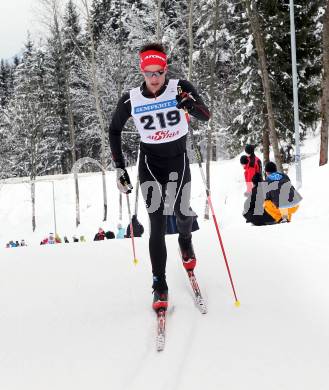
126, 193, 138, 265
192, 127, 240, 306
134, 149, 141, 217
178, 89, 240, 306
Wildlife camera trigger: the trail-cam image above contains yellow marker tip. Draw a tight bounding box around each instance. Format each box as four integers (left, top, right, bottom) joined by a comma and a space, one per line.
235, 300, 241, 307
133, 258, 138, 265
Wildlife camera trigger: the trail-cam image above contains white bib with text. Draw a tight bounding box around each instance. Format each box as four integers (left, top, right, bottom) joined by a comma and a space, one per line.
130, 79, 189, 144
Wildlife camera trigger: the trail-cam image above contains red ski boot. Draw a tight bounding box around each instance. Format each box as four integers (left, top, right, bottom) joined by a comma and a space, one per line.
179, 237, 197, 271
152, 275, 168, 311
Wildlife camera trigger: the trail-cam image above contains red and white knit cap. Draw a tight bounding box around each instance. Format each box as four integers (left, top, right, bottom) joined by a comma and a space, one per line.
139, 50, 167, 71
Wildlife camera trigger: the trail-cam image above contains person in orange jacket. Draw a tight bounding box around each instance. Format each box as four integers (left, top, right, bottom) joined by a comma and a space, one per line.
263, 161, 302, 223
243, 162, 302, 225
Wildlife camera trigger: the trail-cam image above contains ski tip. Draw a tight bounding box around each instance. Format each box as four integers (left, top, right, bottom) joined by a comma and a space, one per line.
156, 339, 165, 352
234, 300, 241, 307
200, 306, 208, 314
133, 258, 138, 265
156, 327, 166, 352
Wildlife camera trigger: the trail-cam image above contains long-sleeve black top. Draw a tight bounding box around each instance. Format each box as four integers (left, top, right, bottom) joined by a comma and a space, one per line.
109, 79, 210, 168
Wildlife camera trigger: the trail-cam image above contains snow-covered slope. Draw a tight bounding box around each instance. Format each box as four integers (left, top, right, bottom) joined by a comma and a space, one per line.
0, 135, 328, 390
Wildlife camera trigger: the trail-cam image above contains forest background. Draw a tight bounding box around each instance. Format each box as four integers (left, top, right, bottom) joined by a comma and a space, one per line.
0, 0, 328, 217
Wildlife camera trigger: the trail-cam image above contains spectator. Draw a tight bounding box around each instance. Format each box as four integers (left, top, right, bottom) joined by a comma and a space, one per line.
94, 228, 105, 241
243, 162, 302, 225
64, 236, 69, 243
41, 233, 56, 245
80, 235, 86, 242
73, 236, 79, 242
240, 144, 262, 195
105, 230, 115, 239
55, 234, 62, 243
15, 240, 20, 247
48, 233, 56, 244
116, 223, 126, 239
20, 239, 26, 246
125, 215, 144, 238
243, 173, 276, 225
263, 161, 302, 223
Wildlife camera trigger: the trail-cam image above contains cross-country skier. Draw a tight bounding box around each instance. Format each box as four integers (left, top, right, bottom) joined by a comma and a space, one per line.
109, 42, 210, 311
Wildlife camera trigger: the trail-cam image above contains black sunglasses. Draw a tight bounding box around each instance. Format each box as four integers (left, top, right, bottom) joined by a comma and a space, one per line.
143, 70, 165, 78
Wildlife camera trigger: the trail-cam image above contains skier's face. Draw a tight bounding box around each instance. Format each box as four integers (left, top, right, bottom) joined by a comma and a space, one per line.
142, 64, 167, 94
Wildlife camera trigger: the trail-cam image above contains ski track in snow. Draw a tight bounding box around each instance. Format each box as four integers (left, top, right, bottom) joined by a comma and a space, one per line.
1, 136, 329, 389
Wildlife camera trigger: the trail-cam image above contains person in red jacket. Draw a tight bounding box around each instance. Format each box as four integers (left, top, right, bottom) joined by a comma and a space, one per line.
94, 228, 105, 241
240, 144, 262, 194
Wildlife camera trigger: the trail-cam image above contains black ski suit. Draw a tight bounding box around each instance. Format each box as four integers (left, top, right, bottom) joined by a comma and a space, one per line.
109, 79, 210, 278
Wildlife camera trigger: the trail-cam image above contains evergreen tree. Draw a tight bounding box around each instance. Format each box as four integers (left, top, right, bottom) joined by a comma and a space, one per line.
218, 0, 323, 158
90, 0, 112, 47
45, 33, 72, 173
0, 60, 11, 108
160, 0, 189, 78
257, 0, 323, 144
193, 0, 235, 159
83, 0, 157, 165
62, 0, 87, 163
43, 0, 85, 174
2, 39, 55, 178
221, 1, 267, 155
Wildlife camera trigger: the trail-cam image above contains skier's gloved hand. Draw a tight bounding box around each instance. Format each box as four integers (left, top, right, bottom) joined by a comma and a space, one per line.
176, 92, 194, 111
116, 168, 133, 194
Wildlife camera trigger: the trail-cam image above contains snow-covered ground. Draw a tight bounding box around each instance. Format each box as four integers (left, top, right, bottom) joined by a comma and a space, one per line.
0, 134, 328, 390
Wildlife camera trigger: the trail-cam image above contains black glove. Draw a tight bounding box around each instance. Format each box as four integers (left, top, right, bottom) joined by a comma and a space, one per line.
116, 168, 133, 194
176, 92, 194, 110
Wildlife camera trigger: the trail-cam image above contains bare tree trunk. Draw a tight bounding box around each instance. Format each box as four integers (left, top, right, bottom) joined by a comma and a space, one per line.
29, 99, 42, 232
320, 0, 329, 166
119, 193, 123, 221
244, 0, 283, 171
188, 0, 194, 81
30, 134, 36, 232
262, 105, 270, 166
262, 126, 270, 167
66, 70, 80, 227
156, 0, 162, 41
117, 0, 124, 221
204, 0, 219, 220
52, 0, 80, 226
31, 180, 36, 232
187, 0, 206, 219
82, 0, 108, 221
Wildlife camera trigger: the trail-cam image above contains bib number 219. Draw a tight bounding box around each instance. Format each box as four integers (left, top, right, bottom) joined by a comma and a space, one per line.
140, 110, 180, 130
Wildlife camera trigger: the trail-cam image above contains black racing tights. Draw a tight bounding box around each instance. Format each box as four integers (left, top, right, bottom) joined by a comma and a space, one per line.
139, 151, 194, 279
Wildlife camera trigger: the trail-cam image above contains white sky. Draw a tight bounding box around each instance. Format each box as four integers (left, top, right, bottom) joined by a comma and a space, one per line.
0, 0, 36, 60
0, 0, 90, 61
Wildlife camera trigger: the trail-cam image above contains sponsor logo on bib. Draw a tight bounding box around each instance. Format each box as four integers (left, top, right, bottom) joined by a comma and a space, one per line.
147, 130, 179, 141
134, 99, 177, 114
